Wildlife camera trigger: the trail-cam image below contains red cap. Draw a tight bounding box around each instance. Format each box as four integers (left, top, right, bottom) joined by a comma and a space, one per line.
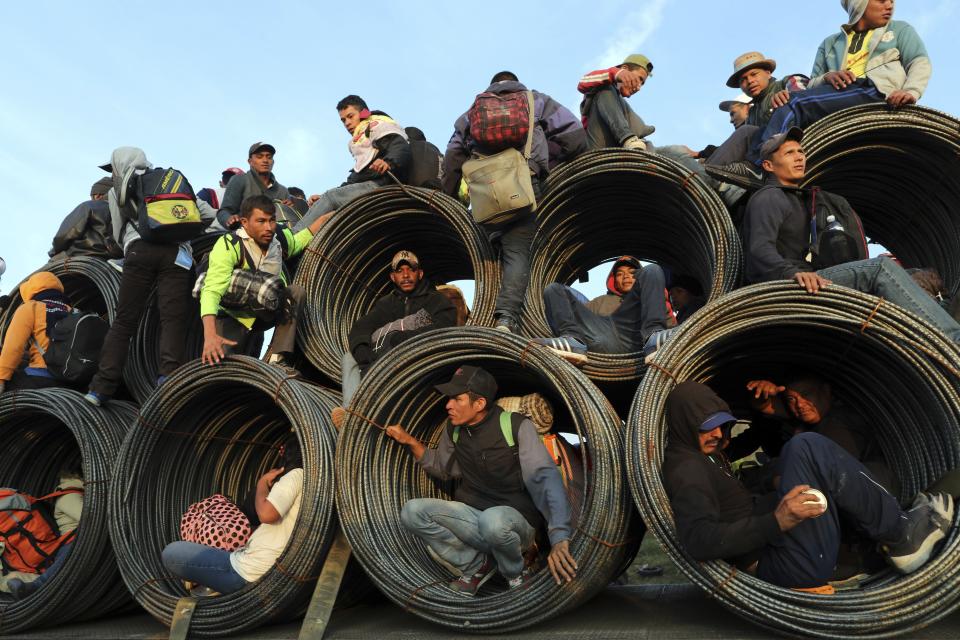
222, 167, 244, 176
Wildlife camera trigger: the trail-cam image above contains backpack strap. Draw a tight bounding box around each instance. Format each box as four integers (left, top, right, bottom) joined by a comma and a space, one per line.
523, 91, 535, 161
36, 488, 84, 502
499, 410, 516, 447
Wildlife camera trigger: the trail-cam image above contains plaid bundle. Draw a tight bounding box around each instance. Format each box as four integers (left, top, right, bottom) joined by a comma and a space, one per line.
468, 91, 531, 153
220, 269, 285, 314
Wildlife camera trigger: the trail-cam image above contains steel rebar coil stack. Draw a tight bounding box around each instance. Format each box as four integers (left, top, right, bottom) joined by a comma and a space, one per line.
109, 356, 345, 637
518, 149, 742, 382
124, 233, 225, 402
0, 256, 120, 345
802, 104, 960, 297
335, 327, 637, 633
627, 281, 960, 638
293, 186, 500, 382
0, 389, 135, 633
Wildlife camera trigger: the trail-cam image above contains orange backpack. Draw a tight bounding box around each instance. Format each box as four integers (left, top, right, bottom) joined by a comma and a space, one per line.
0, 488, 81, 573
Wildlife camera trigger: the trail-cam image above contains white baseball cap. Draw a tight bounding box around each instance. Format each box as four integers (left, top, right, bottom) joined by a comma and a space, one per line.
719, 93, 752, 112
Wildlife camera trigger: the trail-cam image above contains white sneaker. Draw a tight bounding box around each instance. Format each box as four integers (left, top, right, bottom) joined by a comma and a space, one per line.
623, 136, 647, 151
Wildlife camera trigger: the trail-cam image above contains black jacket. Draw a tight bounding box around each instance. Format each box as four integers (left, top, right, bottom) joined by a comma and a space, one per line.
663, 382, 782, 565
348, 279, 456, 366
49, 200, 123, 259
743, 177, 813, 284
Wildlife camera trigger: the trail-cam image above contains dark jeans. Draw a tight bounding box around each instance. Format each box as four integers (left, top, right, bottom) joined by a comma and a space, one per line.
7, 370, 59, 390
32, 540, 73, 588
217, 284, 305, 358
819, 257, 960, 344
749, 79, 883, 163
544, 264, 671, 352
161, 541, 248, 594
757, 432, 903, 588
487, 186, 539, 325
705, 125, 760, 166
584, 85, 652, 149
90, 240, 192, 396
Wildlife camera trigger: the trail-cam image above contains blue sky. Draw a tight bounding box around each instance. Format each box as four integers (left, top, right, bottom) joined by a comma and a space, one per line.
1, 0, 958, 300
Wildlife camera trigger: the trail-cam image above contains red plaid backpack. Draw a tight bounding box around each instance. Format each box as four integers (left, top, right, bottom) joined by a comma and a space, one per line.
180, 494, 252, 551
468, 91, 533, 153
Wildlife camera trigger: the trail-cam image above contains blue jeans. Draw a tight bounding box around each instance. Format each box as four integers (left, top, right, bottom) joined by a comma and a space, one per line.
584, 85, 652, 148
749, 79, 883, 163
544, 264, 672, 352
341, 351, 362, 406
293, 180, 380, 231
161, 541, 249, 594
818, 257, 960, 344
758, 433, 904, 588
30, 540, 73, 589
488, 213, 537, 326
401, 498, 535, 580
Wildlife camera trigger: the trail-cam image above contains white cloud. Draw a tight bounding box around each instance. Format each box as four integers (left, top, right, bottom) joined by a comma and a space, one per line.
593, 0, 670, 68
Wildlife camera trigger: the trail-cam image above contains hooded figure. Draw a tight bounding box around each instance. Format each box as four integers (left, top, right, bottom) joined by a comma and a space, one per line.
662, 382, 782, 566
585, 256, 641, 316
0, 272, 71, 390
101, 146, 154, 252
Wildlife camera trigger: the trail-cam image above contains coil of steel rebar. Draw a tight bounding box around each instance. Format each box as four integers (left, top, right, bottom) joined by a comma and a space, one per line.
293, 186, 500, 382
109, 356, 356, 637
0, 389, 135, 633
335, 327, 638, 633
627, 281, 960, 638
518, 149, 742, 383
802, 104, 960, 297
125, 233, 224, 402
0, 256, 120, 346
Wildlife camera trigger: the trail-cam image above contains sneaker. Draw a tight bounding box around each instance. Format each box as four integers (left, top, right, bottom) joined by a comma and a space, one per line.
7, 578, 38, 601
704, 161, 763, 190
448, 557, 496, 596
107, 258, 124, 273
533, 336, 588, 366
883, 492, 954, 574
622, 135, 647, 151
267, 353, 287, 366
494, 317, 514, 333
507, 566, 536, 590
331, 407, 346, 430
83, 391, 108, 407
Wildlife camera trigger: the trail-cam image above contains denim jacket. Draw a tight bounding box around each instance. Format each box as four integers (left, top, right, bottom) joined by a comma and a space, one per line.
809, 20, 931, 100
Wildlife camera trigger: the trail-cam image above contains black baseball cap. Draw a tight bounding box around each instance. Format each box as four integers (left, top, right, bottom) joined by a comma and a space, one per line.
248, 141, 276, 156
435, 365, 498, 404
760, 126, 803, 161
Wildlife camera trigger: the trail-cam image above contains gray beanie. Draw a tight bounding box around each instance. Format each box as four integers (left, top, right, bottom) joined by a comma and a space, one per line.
842, 0, 869, 25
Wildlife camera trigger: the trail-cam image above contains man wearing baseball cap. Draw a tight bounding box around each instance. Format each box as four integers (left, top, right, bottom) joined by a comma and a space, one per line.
719, 94, 752, 130
386, 365, 577, 594
741, 127, 960, 344
664, 381, 953, 590
217, 142, 290, 229
331, 250, 457, 427
577, 53, 657, 151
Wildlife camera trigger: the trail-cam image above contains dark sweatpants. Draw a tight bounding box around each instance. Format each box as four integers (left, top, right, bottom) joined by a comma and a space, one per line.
90, 240, 192, 396
544, 264, 670, 353
757, 432, 904, 588
748, 79, 884, 163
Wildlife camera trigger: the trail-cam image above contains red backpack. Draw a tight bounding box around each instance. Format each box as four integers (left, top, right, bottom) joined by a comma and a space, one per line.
467, 91, 533, 153
0, 488, 82, 573
180, 494, 252, 551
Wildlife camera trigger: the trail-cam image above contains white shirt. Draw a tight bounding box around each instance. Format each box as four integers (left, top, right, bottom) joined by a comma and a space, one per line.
229, 468, 303, 582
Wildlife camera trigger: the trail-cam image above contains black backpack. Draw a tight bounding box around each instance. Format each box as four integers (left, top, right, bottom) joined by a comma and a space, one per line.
33, 311, 109, 384
404, 127, 442, 189
130, 167, 204, 243
807, 187, 869, 270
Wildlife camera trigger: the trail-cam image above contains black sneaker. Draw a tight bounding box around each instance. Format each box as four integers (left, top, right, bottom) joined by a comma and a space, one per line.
448, 557, 496, 596
883, 492, 954, 574
705, 161, 763, 190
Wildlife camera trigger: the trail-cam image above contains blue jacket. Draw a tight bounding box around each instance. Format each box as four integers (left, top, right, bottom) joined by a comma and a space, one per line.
441, 80, 585, 197
810, 20, 931, 100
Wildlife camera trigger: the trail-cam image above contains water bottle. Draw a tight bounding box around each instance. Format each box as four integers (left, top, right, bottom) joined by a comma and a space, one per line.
818, 214, 856, 268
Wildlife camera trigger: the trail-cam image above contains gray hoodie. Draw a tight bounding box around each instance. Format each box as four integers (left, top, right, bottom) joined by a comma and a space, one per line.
104, 146, 216, 258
